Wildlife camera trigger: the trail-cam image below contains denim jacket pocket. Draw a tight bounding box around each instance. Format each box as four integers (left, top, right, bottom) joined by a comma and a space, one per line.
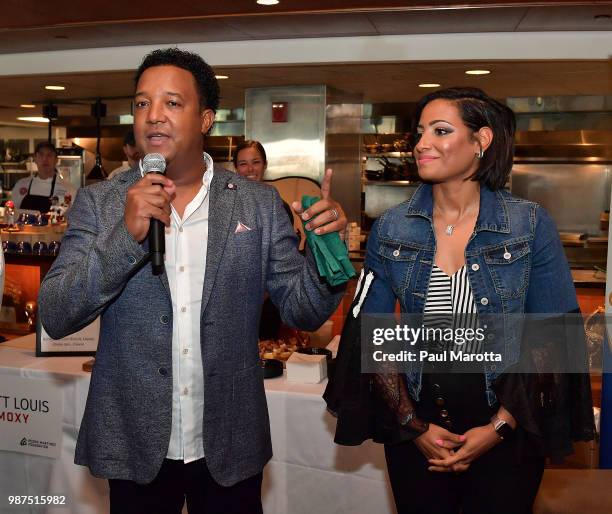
378, 240, 419, 294
483, 240, 531, 299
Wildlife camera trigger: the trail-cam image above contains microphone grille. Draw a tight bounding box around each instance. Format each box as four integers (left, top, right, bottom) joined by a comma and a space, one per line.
142, 153, 166, 174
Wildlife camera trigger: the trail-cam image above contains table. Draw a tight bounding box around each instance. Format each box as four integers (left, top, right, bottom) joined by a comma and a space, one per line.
3, 335, 611, 514
0, 335, 395, 514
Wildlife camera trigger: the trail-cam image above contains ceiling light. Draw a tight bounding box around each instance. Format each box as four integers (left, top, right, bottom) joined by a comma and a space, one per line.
418, 83, 441, 88
215, 75, 229, 80
465, 69, 491, 75
257, 0, 279, 5
20, 104, 36, 108
45, 85, 65, 91
17, 116, 49, 123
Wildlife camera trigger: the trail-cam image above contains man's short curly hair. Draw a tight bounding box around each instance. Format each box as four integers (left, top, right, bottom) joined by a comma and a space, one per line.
135, 48, 220, 113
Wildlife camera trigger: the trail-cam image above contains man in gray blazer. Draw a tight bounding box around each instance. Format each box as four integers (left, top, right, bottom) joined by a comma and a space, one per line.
39, 48, 347, 514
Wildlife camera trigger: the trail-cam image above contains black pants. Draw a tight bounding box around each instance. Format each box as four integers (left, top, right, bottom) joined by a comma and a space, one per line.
384, 439, 544, 514
108, 459, 263, 514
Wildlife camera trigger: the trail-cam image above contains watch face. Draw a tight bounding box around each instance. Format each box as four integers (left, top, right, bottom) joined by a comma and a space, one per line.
496, 422, 514, 440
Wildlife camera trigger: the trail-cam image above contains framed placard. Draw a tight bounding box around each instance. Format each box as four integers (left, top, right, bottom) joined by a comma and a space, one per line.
36, 317, 99, 357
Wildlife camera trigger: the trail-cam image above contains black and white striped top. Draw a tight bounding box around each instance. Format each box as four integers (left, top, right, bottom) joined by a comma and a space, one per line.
423, 264, 480, 353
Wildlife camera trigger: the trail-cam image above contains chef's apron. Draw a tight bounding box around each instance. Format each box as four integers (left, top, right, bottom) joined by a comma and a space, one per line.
20, 173, 57, 213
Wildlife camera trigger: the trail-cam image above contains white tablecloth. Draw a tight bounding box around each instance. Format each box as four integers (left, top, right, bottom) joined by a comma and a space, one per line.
0, 335, 395, 514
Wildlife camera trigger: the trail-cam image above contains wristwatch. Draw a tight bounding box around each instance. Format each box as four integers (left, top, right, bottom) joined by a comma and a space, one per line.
490, 414, 514, 441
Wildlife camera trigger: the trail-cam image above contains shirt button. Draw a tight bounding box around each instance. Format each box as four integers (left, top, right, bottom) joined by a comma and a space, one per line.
393, 250, 400, 257
182, 348, 189, 355
179, 266, 185, 272
179, 227, 184, 233
182, 387, 189, 395
181, 306, 187, 313
127, 255, 136, 265
435, 397, 445, 407
471, 263, 480, 271
440, 409, 449, 418
480, 297, 489, 306
160, 314, 170, 324
158, 367, 168, 376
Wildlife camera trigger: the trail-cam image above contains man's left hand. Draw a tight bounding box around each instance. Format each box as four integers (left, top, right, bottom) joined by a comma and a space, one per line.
292, 168, 347, 237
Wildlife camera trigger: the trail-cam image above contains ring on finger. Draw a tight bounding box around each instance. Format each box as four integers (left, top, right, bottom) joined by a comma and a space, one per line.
330, 208, 339, 221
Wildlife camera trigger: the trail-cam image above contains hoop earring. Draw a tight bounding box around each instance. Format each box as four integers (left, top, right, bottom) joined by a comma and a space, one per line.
476, 147, 484, 159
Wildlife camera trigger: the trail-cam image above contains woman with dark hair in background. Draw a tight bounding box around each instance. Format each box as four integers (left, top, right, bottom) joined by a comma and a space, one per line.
330, 87, 594, 514
233, 140, 296, 340
233, 140, 294, 226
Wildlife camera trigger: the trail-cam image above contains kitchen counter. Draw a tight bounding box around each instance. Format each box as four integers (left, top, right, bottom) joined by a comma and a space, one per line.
571, 269, 606, 289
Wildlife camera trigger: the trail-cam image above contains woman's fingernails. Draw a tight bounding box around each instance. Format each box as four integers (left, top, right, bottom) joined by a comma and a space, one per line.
435, 439, 443, 446
459, 435, 466, 441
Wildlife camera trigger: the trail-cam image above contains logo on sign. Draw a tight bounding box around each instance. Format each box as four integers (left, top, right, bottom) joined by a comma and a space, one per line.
20, 438, 27, 446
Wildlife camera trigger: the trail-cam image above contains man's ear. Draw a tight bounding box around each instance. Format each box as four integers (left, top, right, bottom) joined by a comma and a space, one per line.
201, 108, 215, 134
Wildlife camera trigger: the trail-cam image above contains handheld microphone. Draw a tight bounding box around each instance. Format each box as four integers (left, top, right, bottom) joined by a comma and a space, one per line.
142, 153, 167, 275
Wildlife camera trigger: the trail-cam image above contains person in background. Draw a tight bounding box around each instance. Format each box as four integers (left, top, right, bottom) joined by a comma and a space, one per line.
233, 139, 294, 226
11, 141, 76, 212
107, 129, 143, 179
233, 140, 295, 340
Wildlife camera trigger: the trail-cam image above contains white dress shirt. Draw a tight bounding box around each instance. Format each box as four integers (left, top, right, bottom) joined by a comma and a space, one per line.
163, 153, 214, 462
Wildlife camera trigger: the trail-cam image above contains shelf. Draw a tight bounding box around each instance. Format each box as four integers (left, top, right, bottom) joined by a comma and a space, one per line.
363, 180, 420, 187
364, 152, 412, 158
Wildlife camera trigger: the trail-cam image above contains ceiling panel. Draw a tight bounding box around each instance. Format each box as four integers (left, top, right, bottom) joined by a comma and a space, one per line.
5, 1, 607, 30
518, 5, 612, 30
224, 13, 378, 38
367, 7, 528, 33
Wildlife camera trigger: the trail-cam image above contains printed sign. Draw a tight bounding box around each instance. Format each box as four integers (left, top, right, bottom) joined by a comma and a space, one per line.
36, 317, 99, 357
0, 375, 63, 458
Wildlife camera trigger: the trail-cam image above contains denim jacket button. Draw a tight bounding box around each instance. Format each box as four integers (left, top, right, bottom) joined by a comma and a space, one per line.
480, 297, 489, 306
471, 263, 480, 271
393, 249, 400, 257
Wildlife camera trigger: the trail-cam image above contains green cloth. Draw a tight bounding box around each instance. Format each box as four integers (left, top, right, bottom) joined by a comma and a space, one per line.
301, 195, 356, 286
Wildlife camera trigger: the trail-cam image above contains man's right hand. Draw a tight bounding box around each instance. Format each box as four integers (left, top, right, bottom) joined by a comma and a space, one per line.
124, 174, 176, 243
414, 423, 465, 462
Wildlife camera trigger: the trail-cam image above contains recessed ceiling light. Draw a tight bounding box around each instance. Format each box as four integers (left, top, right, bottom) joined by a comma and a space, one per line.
17, 116, 49, 123
418, 83, 441, 88
215, 75, 229, 80
20, 104, 36, 108
465, 69, 491, 75
45, 85, 65, 91
257, 0, 279, 5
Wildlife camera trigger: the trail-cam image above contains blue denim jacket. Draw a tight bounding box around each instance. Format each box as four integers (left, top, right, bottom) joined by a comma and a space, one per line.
363, 183, 578, 406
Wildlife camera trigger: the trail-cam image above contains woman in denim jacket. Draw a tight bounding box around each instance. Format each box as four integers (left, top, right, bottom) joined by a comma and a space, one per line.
357, 87, 594, 514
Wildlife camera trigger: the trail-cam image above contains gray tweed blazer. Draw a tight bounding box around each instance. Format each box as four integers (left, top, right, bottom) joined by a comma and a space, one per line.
39, 167, 343, 486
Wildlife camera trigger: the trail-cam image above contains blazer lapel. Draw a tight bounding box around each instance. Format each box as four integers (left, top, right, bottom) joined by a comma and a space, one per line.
114, 168, 171, 298
201, 172, 237, 315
